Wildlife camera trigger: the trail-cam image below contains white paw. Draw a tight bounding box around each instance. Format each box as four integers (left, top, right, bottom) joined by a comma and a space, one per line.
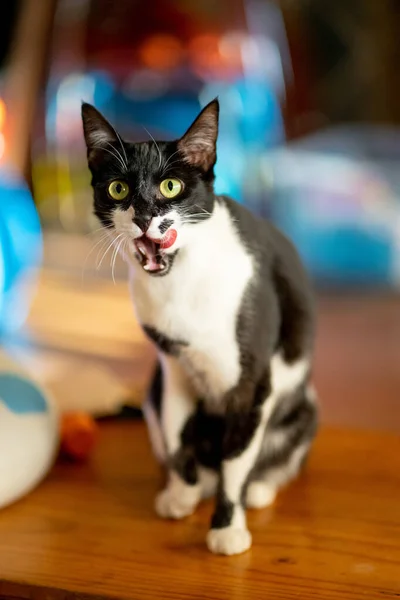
206, 527, 252, 556
155, 488, 197, 519
246, 481, 277, 509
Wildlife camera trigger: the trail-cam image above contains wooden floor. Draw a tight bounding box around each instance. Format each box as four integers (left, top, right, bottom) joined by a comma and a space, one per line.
0, 423, 399, 599
1, 263, 400, 599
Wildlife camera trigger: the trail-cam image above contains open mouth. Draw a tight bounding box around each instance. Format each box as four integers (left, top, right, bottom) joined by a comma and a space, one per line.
133, 229, 177, 275
134, 236, 166, 273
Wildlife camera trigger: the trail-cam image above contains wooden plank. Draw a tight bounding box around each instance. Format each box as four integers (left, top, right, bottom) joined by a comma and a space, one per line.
0, 422, 399, 599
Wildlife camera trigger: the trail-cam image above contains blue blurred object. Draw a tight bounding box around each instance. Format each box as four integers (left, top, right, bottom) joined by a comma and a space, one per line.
201, 76, 284, 207
265, 126, 400, 287
0, 170, 42, 334
115, 94, 201, 139
46, 70, 116, 144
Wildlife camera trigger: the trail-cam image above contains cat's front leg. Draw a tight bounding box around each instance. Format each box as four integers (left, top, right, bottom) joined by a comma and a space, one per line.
207, 376, 271, 555
155, 355, 201, 519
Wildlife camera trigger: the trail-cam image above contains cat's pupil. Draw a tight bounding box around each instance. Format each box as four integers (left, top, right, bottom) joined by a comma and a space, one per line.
116, 183, 122, 194
168, 180, 173, 191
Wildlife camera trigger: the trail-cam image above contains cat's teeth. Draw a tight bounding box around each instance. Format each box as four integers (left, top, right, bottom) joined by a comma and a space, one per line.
143, 264, 150, 271
138, 247, 146, 256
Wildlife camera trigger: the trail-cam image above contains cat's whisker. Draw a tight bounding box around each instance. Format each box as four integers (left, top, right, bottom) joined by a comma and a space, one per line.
193, 204, 212, 216
110, 126, 128, 167
81, 231, 115, 282
182, 212, 210, 218
181, 212, 211, 224
96, 233, 124, 270
143, 126, 162, 170
107, 142, 127, 172
111, 232, 125, 265
110, 236, 119, 269
92, 144, 126, 171
161, 161, 182, 175
161, 150, 181, 175
111, 235, 126, 284
119, 237, 128, 263
86, 224, 114, 237
95, 234, 114, 267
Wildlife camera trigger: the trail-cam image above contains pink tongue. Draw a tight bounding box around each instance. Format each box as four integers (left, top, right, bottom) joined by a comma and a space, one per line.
136, 229, 177, 272
136, 237, 161, 272
160, 228, 177, 249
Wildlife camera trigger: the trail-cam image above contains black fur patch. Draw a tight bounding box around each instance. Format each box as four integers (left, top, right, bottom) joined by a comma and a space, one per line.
211, 491, 235, 529
222, 194, 315, 374
272, 260, 315, 363
171, 447, 198, 485
168, 412, 199, 485
159, 218, 174, 234
193, 403, 224, 470
251, 391, 318, 479
218, 369, 270, 460
223, 407, 261, 460
143, 325, 188, 356
147, 361, 163, 416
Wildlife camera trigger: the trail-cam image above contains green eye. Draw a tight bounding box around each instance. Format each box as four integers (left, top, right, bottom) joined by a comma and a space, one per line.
108, 180, 129, 201
160, 178, 183, 199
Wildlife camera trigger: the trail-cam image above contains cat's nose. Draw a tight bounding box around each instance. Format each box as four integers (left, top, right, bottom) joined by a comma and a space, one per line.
133, 215, 152, 233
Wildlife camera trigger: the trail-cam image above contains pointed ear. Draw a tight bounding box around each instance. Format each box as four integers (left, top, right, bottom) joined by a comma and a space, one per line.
81, 103, 121, 161
178, 99, 219, 171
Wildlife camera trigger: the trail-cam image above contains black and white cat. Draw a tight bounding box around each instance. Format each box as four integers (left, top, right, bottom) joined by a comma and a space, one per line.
82, 99, 318, 556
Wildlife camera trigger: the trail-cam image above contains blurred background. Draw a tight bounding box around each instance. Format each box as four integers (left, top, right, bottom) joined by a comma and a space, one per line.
0, 0, 399, 429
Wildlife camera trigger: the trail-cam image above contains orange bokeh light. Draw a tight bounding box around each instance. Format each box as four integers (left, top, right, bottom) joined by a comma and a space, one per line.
188, 33, 243, 79
188, 34, 221, 73
0, 133, 5, 160
0, 99, 6, 130
140, 34, 183, 70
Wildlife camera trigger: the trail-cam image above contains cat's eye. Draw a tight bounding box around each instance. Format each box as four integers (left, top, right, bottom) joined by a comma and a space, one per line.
159, 178, 183, 199
108, 180, 129, 201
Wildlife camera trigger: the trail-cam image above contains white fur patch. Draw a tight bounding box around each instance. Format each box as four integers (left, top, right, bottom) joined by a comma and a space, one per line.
130, 202, 254, 401
207, 525, 252, 556
160, 356, 195, 455
155, 471, 201, 519
147, 210, 181, 247
270, 352, 310, 398
113, 207, 141, 239
246, 481, 277, 509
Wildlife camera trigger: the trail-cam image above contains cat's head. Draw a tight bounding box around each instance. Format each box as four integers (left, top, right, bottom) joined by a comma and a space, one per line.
81, 99, 219, 276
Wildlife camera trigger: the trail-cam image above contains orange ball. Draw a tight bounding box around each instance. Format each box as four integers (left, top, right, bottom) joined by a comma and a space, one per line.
60, 412, 98, 461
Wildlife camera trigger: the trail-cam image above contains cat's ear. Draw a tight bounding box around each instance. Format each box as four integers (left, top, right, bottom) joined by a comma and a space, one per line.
178, 99, 219, 171
81, 103, 123, 167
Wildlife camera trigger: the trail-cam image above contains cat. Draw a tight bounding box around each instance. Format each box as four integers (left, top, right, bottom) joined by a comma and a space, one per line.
81, 99, 318, 556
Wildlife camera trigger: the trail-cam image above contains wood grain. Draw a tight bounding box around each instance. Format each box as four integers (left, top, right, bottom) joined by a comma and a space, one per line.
0, 422, 399, 600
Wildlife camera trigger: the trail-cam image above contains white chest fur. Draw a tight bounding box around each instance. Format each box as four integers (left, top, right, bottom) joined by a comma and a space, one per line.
129, 202, 254, 401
